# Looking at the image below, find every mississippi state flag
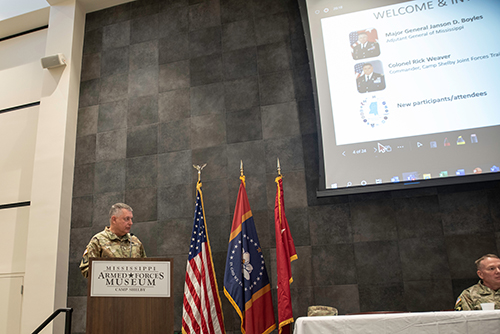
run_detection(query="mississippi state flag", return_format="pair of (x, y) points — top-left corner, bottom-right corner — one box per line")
(182, 181), (225, 334)
(224, 176), (276, 334)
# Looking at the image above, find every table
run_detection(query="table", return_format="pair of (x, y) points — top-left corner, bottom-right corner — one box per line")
(293, 310), (500, 334)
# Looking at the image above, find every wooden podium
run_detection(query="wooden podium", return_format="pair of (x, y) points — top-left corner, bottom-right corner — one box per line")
(86, 258), (174, 333)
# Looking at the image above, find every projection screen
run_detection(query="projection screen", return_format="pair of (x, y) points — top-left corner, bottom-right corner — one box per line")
(298, 0), (500, 196)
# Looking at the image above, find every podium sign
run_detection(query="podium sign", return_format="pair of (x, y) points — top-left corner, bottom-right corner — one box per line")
(90, 260), (170, 297)
(86, 258), (174, 334)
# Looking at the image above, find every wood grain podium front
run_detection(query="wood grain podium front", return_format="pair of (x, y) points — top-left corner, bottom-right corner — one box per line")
(86, 258), (173, 334)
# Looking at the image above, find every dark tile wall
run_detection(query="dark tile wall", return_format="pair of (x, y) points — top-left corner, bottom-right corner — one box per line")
(67, 0), (500, 333)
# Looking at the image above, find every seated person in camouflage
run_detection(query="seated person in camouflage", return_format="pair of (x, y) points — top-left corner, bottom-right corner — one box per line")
(455, 254), (500, 310)
(80, 203), (146, 278)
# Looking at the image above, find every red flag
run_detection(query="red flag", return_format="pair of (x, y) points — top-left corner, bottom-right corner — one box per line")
(275, 175), (298, 334)
(182, 181), (225, 334)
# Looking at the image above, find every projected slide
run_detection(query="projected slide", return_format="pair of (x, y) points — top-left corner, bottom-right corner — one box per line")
(322, 0), (499, 145)
(302, 0), (500, 191)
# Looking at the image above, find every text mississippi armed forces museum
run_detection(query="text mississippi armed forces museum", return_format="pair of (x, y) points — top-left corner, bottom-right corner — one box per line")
(98, 265), (165, 286)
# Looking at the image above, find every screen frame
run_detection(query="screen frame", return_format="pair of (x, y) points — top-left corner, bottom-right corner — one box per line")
(296, 0), (500, 197)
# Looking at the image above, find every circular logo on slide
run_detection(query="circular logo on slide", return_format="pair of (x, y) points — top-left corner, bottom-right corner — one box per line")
(359, 95), (389, 127)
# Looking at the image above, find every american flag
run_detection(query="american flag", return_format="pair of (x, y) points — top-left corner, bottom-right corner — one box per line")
(182, 182), (225, 334)
(355, 63), (365, 78)
(349, 31), (360, 47)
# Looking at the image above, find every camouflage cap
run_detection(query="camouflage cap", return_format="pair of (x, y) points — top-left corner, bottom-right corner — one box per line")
(307, 305), (338, 316)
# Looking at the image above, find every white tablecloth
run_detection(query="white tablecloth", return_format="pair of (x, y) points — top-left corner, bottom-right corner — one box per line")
(293, 310), (500, 334)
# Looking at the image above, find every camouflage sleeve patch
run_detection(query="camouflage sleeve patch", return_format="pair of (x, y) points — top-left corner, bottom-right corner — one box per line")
(80, 250), (90, 278)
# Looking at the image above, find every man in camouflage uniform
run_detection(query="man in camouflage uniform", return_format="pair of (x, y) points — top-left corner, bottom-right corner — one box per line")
(80, 203), (146, 278)
(455, 254), (500, 310)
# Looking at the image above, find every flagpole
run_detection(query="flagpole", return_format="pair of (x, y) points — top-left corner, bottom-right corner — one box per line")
(277, 158), (281, 176)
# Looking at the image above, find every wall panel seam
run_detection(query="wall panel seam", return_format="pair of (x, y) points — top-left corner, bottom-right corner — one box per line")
(0, 202), (31, 210)
(0, 102), (40, 115)
(0, 26), (48, 43)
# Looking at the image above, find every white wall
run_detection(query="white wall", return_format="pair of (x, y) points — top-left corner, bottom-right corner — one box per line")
(21, 1), (85, 332)
(0, 106), (40, 204)
(0, 31), (46, 110)
(0, 1), (133, 333)
(0, 107), (39, 277)
(0, 19), (45, 334)
(0, 275), (24, 334)
(0, 0), (48, 20)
